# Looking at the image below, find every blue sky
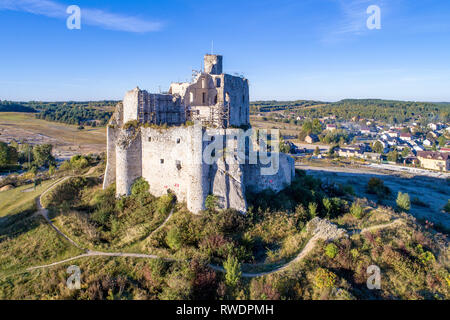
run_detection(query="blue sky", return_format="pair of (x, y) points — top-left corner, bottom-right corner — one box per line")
(1, 0), (450, 102)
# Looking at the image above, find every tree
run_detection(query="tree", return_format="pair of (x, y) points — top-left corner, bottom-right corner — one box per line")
(48, 165), (56, 176)
(0, 142), (18, 166)
(438, 136), (447, 147)
(223, 254), (241, 289)
(0, 142), (8, 166)
(401, 147), (411, 158)
(372, 141), (384, 154)
(279, 136), (291, 153)
(396, 192), (411, 211)
(387, 150), (399, 163)
(32, 144), (55, 168)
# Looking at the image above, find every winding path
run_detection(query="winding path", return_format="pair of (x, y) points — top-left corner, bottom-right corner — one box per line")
(27, 173), (405, 277)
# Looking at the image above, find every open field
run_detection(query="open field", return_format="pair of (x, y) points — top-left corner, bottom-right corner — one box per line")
(250, 116), (301, 138)
(0, 179), (56, 218)
(0, 113), (106, 159)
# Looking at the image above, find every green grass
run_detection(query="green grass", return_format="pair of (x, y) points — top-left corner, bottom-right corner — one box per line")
(0, 214), (84, 277)
(0, 179), (55, 217)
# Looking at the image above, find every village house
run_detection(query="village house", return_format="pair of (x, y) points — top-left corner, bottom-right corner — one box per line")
(400, 132), (413, 142)
(363, 152), (382, 162)
(305, 134), (319, 144)
(417, 151), (450, 172)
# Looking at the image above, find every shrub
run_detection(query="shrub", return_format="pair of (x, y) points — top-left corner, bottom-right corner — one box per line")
(308, 202), (318, 218)
(416, 244), (435, 267)
(166, 226), (183, 251)
(322, 197), (348, 218)
(325, 243), (338, 259)
(199, 234), (233, 260)
(249, 277), (281, 300)
(367, 178), (391, 199)
(123, 120), (139, 129)
(131, 177), (149, 197)
(205, 194), (219, 211)
(157, 193), (175, 215)
(314, 268), (337, 290)
(70, 155), (89, 170)
(223, 255), (241, 288)
(396, 192), (410, 212)
(350, 201), (364, 219)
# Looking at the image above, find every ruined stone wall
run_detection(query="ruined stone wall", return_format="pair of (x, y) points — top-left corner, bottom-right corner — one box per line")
(141, 126), (192, 202)
(244, 152), (295, 194)
(115, 128), (142, 196)
(140, 124), (208, 213)
(204, 54), (223, 75)
(123, 88), (139, 124)
(224, 75), (249, 127)
(102, 125), (118, 189)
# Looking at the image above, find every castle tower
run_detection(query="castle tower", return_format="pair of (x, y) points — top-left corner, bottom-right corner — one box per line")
(204, 54), (223, 75)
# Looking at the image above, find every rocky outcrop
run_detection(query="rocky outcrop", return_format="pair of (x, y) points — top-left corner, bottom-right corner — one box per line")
(307, 217), (348, 242)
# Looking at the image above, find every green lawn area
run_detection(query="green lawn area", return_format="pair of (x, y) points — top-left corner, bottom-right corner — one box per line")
(0, 179), (55, 217)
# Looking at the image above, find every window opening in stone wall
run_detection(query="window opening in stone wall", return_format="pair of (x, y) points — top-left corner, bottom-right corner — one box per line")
(160, 159), (164, 164)
(176, 160), (182, 170)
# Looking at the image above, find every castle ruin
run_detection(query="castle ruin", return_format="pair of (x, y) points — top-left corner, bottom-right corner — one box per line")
(103, 54), (295, 214)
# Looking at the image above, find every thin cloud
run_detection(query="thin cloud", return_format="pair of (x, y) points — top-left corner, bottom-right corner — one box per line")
(321, 0), (386, 43)
(0, 0), (162, 33)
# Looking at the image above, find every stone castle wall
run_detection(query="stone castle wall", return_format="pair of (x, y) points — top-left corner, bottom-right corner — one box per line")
(103, 123), (295, 214)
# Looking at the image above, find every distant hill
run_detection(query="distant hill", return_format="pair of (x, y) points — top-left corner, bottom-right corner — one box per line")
(256, 98), (450, 123)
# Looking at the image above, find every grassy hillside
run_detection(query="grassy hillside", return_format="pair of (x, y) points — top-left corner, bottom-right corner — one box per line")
(0, 168), (447, 300)
(0, 179), (55, 218)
